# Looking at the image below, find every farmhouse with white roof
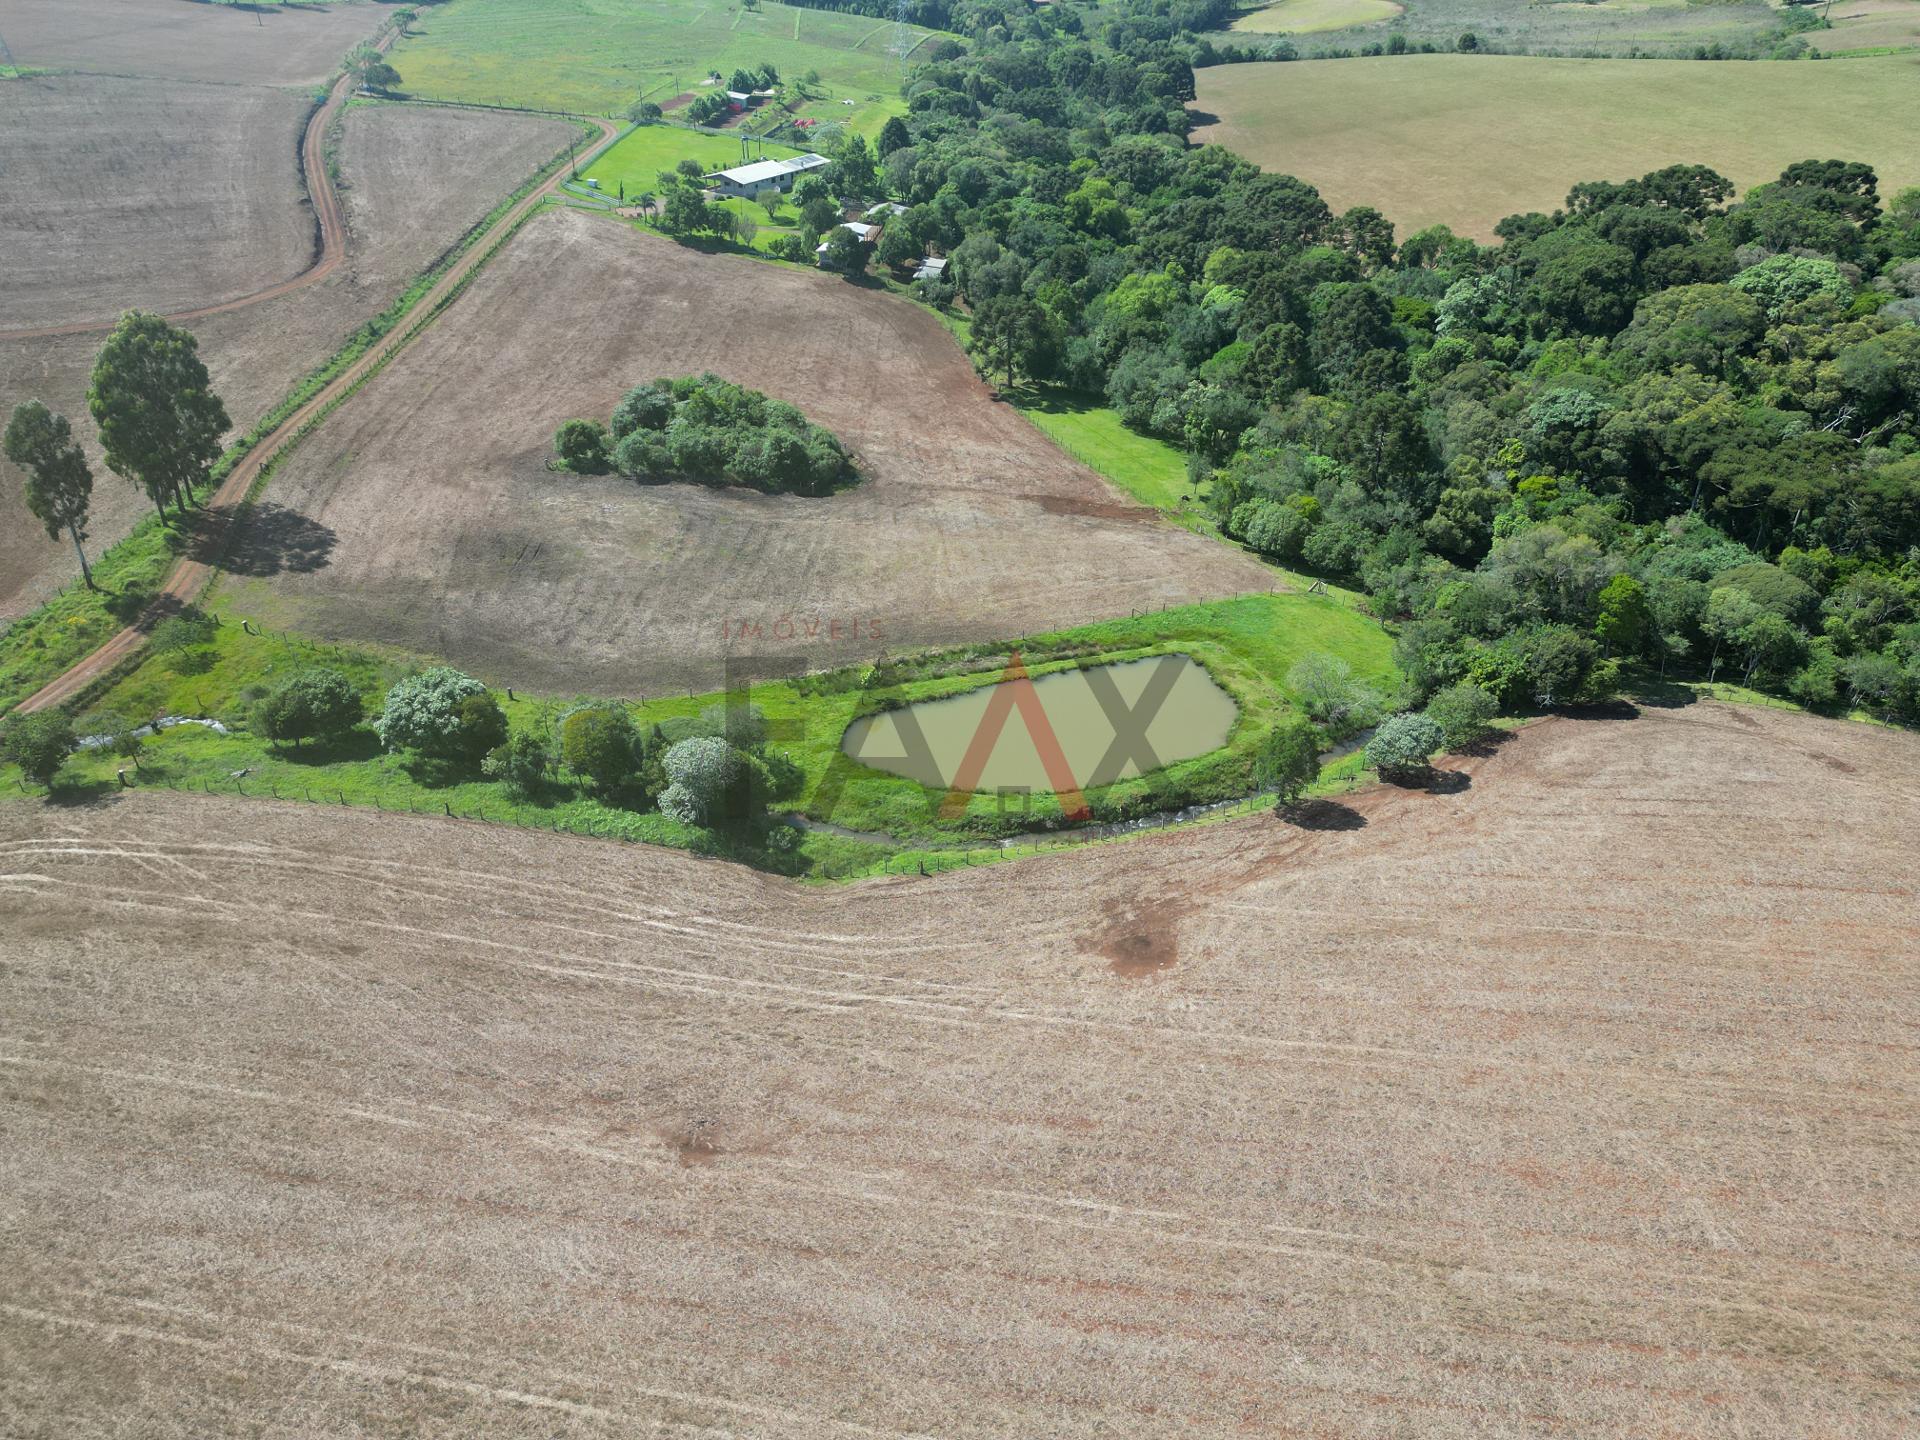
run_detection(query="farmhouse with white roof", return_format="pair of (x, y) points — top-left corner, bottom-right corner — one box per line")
(703, 153), (830, 200)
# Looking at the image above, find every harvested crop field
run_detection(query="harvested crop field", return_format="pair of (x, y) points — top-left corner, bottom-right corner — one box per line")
(2, 700), (1915, 1436)
(1191, 53), (1920, 240)
(0, 76), (314, 332)
(0, 104), (576, 622)
(1, 0), (385, 87)
(234, 209), (1272, 695)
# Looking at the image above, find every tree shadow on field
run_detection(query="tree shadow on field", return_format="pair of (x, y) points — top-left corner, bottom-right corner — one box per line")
(195, 503), (337, 578)
(1625, 676), (1699, 710)
(1454, 729), (1513, 761)
(42, 778), (121, 809)
(1187, 109), (1220, 127)
(1563, 698), (1641, 722)
(1423, 767), (1471, 795)
(1281, 797), (1367, 831)
(275, 728), (383, 766)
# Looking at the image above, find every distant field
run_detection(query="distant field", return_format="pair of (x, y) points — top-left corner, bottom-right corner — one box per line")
(1230, 0), (1403, 34)
(391, 0), (939, 131)
(1192, 53), (1920, 239)
(1811, 0), (1920, 52)
(1216, 0), (1792, 56)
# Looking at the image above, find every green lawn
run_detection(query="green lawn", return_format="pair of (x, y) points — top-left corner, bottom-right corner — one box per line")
(579, 123), (807, 197)
(1011, 388), (1194, 514)
(392, 0), (943, 132)
(9, 591), (1398, 874)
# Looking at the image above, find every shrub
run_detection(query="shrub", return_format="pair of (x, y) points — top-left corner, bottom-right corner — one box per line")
(1242, 499), (1310, 560)
(1254, 715), (1321, 806)
(659, 735), (765, 827)
(483, 729), (552, 796)
(561, 705), (638, 794)
(1286, 653), (1379, 729)
(257, 667), (361, 748)
(1366, 712), (1444, 780)
(553, 418), (610, 473)
(769, 233), (815, 264)
(375, 668), (498, 761)
(1423, 682), (1498, 750)
(454, 693), (509, 764)
(612, 431), (672, 478)
(148, 608), (218, 653)
(610, 384), (673, 438)
(1, 710), (76, 786)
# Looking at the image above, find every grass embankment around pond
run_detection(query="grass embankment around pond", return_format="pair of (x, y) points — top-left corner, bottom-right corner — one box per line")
(5, 591), (1400, 878)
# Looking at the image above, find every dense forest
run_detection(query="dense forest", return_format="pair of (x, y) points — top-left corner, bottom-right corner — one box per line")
(843, 0), (1920, 724)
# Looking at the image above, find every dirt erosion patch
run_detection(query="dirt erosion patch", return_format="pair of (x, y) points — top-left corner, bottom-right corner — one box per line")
(1091, 896), (1197, 977)
(1, 703), (1916, 1436)
(238, 209), (1272, 694)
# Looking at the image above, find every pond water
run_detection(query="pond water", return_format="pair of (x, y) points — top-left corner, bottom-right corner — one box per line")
(841, 654), (1238, 795)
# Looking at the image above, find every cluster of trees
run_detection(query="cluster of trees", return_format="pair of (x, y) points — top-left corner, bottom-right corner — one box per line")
(849, 0), (1920, 724)
(375, 668), (795, 838)
(3, 311), (233, 595)
(347, 43), (402, 94)
(683, 61), (780, 125)
(555, 372), (856, 495)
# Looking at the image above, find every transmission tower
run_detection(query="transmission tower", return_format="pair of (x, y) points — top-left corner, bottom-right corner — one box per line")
(891, 0), (912, 64)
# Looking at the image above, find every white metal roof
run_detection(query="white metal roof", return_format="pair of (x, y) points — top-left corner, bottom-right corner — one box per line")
(705, 153), (830, 187)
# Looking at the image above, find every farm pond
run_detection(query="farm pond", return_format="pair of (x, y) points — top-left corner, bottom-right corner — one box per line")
(841, 654), (1238, 793)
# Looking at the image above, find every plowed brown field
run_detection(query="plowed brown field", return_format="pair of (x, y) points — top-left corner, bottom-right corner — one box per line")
(0, 77), (314, 333)
(3, 701), (1914, 1437)
(2, 0), (385, 87)
(237, 209), (1273, 694)
(0, 104), (575, 620)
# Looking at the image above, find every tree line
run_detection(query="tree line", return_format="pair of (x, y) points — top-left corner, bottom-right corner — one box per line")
(849, 0), (1920, 726)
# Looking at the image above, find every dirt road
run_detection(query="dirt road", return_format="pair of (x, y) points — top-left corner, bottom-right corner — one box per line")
(12, 116), (620, 715)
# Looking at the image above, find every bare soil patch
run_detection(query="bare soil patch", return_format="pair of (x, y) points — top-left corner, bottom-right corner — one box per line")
(3, 0), (385, 86)
(238, 209), (1272, 694)
(0, 104), (575, 622)
(0, 76), (314, 332)
(1, 701), (1915, 1435)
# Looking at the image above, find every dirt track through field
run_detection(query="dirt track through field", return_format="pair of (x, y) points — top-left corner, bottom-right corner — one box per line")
(11, 118), (618, 714)
(2, 701), (1915, 1436)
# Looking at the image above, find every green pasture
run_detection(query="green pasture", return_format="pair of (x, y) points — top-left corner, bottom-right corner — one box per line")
(391, 0), (943, 131)
(1011, 389), (1195, 516)
(578, 123), (805, 194)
